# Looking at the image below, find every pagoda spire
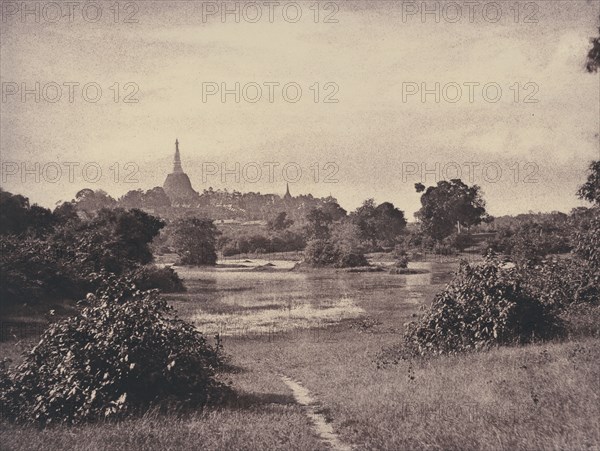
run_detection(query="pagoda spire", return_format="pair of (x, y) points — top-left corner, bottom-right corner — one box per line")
(173, 138), (183, 173)
(284, 182), (292, 200)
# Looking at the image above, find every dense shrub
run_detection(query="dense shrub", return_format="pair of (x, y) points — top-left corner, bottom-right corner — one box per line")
(445, 232), (473, 252)
(128, 265), (186, 293)
(519, 258), (599, 309)
(169, 217), (219, 265)
(518, 208), (600, 311)
(0, 189), (57, 237)
(0, 277), (227, 426)
(0, 236), (87, 308)
(404, 256), (562, 356)
(432, 241), (457, 256)
(303, 239), (368, 268)
(572, 207), (600, 270)
(219, 230), (305, 256)
(336, 249), (369, 268)
(485, 221), (571, 263)
(304, 239), (339, 266)
(0, 208), (166, 309)
(392, 245), (409, 268)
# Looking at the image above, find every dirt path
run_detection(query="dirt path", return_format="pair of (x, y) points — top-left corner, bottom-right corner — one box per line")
(281, 375), (352, 451)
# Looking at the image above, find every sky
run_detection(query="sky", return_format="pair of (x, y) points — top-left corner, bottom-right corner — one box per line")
(1, 0), (599, 218)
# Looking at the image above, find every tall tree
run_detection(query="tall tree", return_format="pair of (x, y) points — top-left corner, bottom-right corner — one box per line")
(0, 189), (56, 236)
(415, 179), (488, 240)
(169, 217), (219, 265)
(351, 199), (407, 249)
(74, 189), (117, 214)
(577, 160), (600, 206)
(304, 208), (334, 240)
(143, 187), (172, 208)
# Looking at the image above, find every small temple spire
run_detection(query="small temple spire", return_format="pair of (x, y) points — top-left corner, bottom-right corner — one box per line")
(284, 182), (292, 200)
(173, 138), (183, 173)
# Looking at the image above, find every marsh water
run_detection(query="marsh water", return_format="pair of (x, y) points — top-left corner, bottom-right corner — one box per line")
(166, 260), (458, 337)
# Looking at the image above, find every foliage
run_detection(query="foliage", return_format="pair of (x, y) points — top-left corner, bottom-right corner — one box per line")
(320, 201), (347, 221)
(0, 207), (165, 308)
(415, 179), (489, 240)
(0, 277), (227, 426)
(404, 256), (562, 355)
(267, 212), (293, 231)
(519, 257), (599, 310)
(303, 208), (334, 240)
(303, 238), (368, 268)
(303, 239), (340, 266)
(573, 206), (600, 269)
(0, 189), (57, 236)
(351, 199), (407, 250)
(73, 189), (117, 215)
(127, 265), (186, 293)
(392, 245), (409, 268)
(577, 161), (600, 206)
(586, 24), (600, 73)
(485, 220), (571, 264)
(50, 208), (165, 276)
(218, 227), (305, 257)
(0, 236), (86, 309)
(169, 217), (219, 265)
(518, 207), (600, 310)
(445, 232), (474, 252)
(118, 187), (172, 210)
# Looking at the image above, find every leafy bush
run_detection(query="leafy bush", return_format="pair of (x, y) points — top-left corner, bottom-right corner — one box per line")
(336, 249), (369, 268)
(445, 232), (473, 252)
(485, 220), (571, 263)
(218, 230), (305, 256)
(517, 209), (600, 312)
(572, 207), (600, 270)
(404, 256), (562, 356)
(392, 246), (409, 268)
(0, 236), (87, 309)
(519, 258), (599, 310)
(394, 255), (409, 268)
(0, 277), (228, 426)
(432, 241), (456, 256)
(128, 265), (186, 293)
(169, 217), (219, 265)
(303, 239), (340, 266)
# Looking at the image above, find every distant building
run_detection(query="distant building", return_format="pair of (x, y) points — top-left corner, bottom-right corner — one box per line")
(162, 139), (198, 203)
(283, 182), (292, 200)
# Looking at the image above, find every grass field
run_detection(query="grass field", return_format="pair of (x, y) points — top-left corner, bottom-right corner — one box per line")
(1, 259), (599, 450)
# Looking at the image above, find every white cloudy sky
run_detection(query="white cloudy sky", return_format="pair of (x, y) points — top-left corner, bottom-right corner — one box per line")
(1, 0), (599, 217)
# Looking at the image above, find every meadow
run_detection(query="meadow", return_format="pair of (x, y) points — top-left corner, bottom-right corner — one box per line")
(1, 258), (598, 450)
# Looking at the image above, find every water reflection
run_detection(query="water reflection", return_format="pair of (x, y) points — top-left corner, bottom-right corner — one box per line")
(172, 261), (458, 336)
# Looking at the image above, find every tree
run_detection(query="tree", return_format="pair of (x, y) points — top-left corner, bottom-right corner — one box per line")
(53, 202), (81, 225)
(267, 211), (293, 231)
(351, 199), (407, 249)
(586, 23), (600, 73)
(74, 189), (117, 214)
(0, 189), (56, 236)
(1, 204), (165, 308)
(169, 217), (219, 265)
(143, 187), (171, 208)
(118, 189), (144, 209)
(374, 202), (407, 246)
(52, 208), (165, 275)
(321, 201), (347, 221)
(415, 179), (488, 240)
(577, 160), (600, 206)
(304, 208), (333, 240)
